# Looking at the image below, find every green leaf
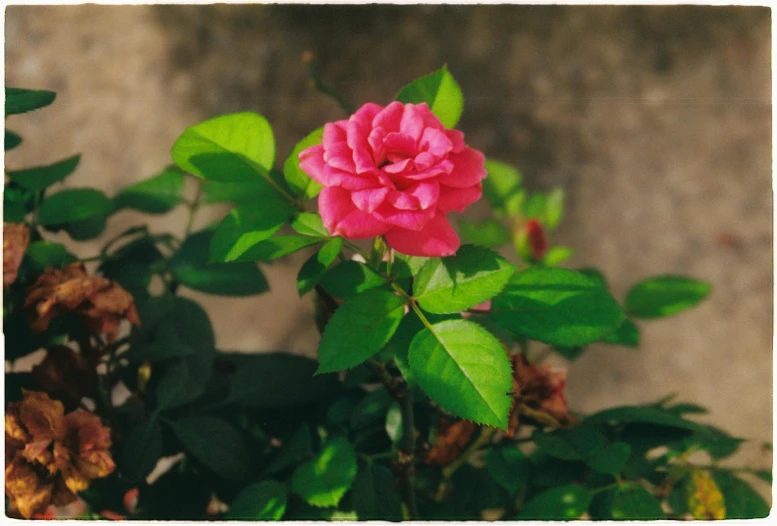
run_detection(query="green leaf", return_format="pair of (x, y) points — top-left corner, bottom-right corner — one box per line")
(553, 345), (585, 361)
(543, 245), (573, 266)
(532, 427), (608, 462)
(319, 260), (387, 299)
(201, 179), (272, 204)
(414, 245), (515, 314)
(209, 199), (296, 262)
(603, 318), (640, 347)
(713, 471), (769, 518)
(317, 237), (342, 266)
(352, 464), (403, 520)
(233, 235), (322, 262)
(316, 289), (407, 373)
(290, 436), (357, 508)
(597, 485), (665, 519)
(578, 267), (608, 289)
(517, 485), (592, 519)
(5, 87), (56, 115)
(391, 253), (428, 278)
(212, 352), (338, 408)
(687, 426), (744, 460)
(155, 358), (194, 410)
(284, 127), (324, 199)
(523, 191), (546, 219)
(122, 340), (194, 362)
(409, 319), (513, 428)
(491, 267), (624, 347)
(585, 405), (704, 432)
(290, 212), (328, 237)
(263, 425), (313, 475)
(587, 442), (631, 475)
(120, 417), (163, 482)
(544, 187), (565, 229)
(395, 65), (463, 128)
(227, 480), (288, 520)
(64, 214), (107, 241)
(25, 241), (77, 271)
(483, 159), (523, 216)
(171, 112), (275, 182)
(485, 445), (532, 495)
(5, 130), (22, 150)
(171, 230), (268, 296)
(350, 387), (394, 429)
(114, 166), (185, 214)
(133, 296), (215, 408)
(168, 416), (249, 481)
(458, 218), (511, 248)
(37, 188), (114, 226)
(6, 154), (80, 192)
(297, 252), (328, 298)
(625, 275), (711, 318)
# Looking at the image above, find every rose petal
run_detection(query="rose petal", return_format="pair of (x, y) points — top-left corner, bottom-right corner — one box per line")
(399, 103), (429, 141)
(382, 132), (417, 158)
(298, 144), (328, 184)
(319, 187), (391, 239)
(367, 127), (387, 162)
(348, 103), (383, 173)
(386, 181), (440, 210)
(374, 202), (436, 231)
(323, 121), (347, 150)
(351, 187), (389, 213)
(446, 129), (466, 153)
(384, 158), (412, 174)
(437, 183), (483, 212)
(323, 142), (356, 173)
(372, 101), (404, 132)
(385, 211), (460, 257)
(419, 127), (453, 158)
(437, 146), (487, 188)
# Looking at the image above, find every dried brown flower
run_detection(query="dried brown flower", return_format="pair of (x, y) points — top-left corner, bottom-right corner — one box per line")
(25, 263), (140, 341)
(424, 418), (477, 466)
(3, 222), (30, 287)
(5, 391), (115, 518)
(508, 353), (572, 435)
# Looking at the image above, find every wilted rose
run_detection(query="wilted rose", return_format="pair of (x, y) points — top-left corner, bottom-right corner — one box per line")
(25, 263), (140, 341)
(5, 391), (115, 518)
(299, 101), (486, 257)
(508, 353), (572, 434)
(3, 222), (30, 287)
(424, 418), (477, 466)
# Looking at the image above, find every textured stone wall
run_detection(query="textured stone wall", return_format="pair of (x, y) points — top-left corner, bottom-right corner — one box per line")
(5, 5), (771, 476)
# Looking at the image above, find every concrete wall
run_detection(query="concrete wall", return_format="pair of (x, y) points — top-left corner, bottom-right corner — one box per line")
(5, 5), (771, 476)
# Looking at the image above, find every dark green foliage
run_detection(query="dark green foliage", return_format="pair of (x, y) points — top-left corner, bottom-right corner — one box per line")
(4, 78), (760, 523)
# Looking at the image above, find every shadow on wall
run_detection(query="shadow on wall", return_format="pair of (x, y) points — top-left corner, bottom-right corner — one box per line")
(152, 3), (766, 191)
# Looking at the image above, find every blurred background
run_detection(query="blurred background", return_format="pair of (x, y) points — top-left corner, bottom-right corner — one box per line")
(5, 4), (772, 476)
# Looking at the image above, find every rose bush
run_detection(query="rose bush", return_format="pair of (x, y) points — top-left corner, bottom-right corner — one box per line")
(299, 101), (485, 256)
(3, 66), (770, 520)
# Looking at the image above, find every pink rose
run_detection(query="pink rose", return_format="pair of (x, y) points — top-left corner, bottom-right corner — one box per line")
(299, 102), (486, 257)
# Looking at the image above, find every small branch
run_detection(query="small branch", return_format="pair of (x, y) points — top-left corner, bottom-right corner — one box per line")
(302, 52), (355, 115)
(442, 426), (498, 480)
(400, 387), (419, 520)
(184, 178), (203, 238)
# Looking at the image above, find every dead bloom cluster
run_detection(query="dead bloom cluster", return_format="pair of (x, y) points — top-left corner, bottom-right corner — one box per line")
(25, 263), (140, 341)
(5, 391), (115, 518)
